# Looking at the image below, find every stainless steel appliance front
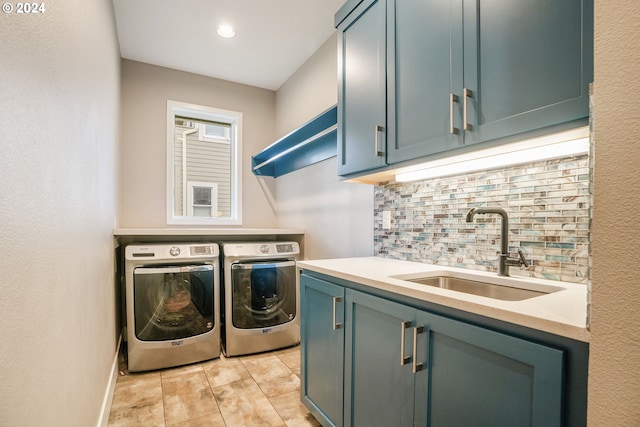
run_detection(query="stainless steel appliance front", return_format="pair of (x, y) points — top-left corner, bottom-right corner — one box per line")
(222, 242), (300, 356)
(125, 243), (220, 371)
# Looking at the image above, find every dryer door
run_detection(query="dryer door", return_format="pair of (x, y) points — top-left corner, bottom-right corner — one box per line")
(230, 260), (297, 329)
(133, 264), (214, 341)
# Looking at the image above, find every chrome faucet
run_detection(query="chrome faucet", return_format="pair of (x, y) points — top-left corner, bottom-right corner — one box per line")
(466, 207), (529, 277)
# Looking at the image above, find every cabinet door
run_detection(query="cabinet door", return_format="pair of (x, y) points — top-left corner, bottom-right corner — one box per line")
(337, 0), (387, 176)
(462, 0), (593, 145)
(300, 274), (345, 427)
(413, 310), (564, 427)
(344, 289), (416, 427)
(386, 0), (464, 164)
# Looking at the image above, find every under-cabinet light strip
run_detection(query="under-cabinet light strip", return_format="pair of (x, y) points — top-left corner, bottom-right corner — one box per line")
(395, 127), (590, 183)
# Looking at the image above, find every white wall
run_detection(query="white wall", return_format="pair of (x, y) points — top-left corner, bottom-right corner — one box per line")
(0, 1), (121, 426)
(275, 33), (341, 138)
(274, 33), (374, 259)
(276, 159), (374, 259)
(119, 60), (278, 228)
(589, 0), (640, 424)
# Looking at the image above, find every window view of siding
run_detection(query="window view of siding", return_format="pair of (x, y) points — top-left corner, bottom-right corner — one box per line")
(173, 117), (231, 217)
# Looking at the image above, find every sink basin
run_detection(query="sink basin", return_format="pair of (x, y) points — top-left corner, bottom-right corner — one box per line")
(394, 275), (563, 301)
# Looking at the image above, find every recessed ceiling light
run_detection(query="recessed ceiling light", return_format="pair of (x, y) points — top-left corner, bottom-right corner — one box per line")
(216, 24), (236, 39)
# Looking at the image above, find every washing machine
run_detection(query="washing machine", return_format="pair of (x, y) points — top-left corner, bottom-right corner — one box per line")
(221, 242), (300, 357)
(124, 243), (221, 372)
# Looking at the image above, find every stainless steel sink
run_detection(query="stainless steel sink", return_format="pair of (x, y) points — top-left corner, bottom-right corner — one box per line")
(401, 276), (561, 301)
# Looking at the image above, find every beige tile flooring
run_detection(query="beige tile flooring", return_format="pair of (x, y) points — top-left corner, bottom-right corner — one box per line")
(107, 345), (321, 427)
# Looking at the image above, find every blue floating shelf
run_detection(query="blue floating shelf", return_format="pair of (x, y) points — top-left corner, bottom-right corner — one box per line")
(252, 105), (337, 178)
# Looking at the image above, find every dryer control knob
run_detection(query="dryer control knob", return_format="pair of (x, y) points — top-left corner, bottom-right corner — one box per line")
(169, 246), (181, 256)
(260, 244), (270, 254)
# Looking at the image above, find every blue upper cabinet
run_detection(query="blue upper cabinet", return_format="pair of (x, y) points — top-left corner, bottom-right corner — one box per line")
(386, 0), (464, 163)
(336, 0), (388, 176)
(461, 0), (593, 146)
(338, 0), (593, 176)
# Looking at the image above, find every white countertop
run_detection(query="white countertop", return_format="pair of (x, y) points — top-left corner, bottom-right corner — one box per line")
(114, 227), (305, 236)
(298, 257), (589, 342)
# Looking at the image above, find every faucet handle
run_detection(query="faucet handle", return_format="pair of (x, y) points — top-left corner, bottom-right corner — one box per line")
(505, 249), (529, 269)
(516, 249), (529, 268)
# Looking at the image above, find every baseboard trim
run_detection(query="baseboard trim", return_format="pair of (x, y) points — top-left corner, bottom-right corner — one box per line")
(97, 333), (122, 427)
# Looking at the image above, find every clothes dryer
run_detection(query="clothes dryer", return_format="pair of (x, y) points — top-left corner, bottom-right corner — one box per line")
(221, 242), (300, 356)
(125, 243), (220, 371)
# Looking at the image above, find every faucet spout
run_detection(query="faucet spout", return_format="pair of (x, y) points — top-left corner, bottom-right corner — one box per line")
(466, 207), (525, 277)
(465, 208), (478, 223)
(466, 207), (509, 257)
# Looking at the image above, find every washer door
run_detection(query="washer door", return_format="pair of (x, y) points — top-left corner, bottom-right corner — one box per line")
(133, 264), (214, 341)
(230, 260), (296, 329)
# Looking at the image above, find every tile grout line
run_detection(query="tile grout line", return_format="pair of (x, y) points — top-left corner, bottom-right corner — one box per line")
(210, 361), (229, 427)
(201, 361), (229, 427)
(160, 371), (167, 427)
(239, 355), (289, 427)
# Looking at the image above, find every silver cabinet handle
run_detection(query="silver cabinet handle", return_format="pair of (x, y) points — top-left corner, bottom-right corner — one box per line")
(412, 326), (425, 373)
(449, 93), (459, 135)
(332, 296), (342, 330)
(463, 88), (473, 131)
(400, 321), (412, 366)
(374, 125), (384, 157)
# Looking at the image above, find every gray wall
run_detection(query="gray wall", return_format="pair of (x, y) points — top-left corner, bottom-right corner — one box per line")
(274, 33), (374, 260)
(119, 60), (277, 228)
(0, 0), (121, 425)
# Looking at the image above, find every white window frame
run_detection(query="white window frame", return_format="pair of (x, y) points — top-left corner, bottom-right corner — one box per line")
(166, 100), (242, 225)
(187, 181), (219, 217)
(198, 122), (231, 142)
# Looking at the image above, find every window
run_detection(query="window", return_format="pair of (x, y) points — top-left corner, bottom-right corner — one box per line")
(200, 122), (231, 141)
(187, 181), (218, 217)
(167, 100), (242, 225)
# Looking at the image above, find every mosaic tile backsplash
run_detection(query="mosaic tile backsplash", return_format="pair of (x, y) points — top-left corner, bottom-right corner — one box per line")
(374, 155), (590, 284)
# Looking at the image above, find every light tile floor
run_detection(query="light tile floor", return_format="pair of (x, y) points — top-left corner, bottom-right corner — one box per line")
(107, 345), (321, 427)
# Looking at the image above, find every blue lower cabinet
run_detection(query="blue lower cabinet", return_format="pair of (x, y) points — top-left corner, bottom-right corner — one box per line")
(301, 272), (572, 427)
(413, 311), (564, 427)
(300, 274), (345, 427)
(344, 290), (416, 427)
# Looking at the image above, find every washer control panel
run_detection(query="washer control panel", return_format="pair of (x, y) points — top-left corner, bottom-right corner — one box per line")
(222, 242), (300, 258)
(125, 243), (219, 260)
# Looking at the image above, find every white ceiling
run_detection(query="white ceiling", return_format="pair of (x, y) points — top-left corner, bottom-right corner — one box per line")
(112, 0), (346, 91)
